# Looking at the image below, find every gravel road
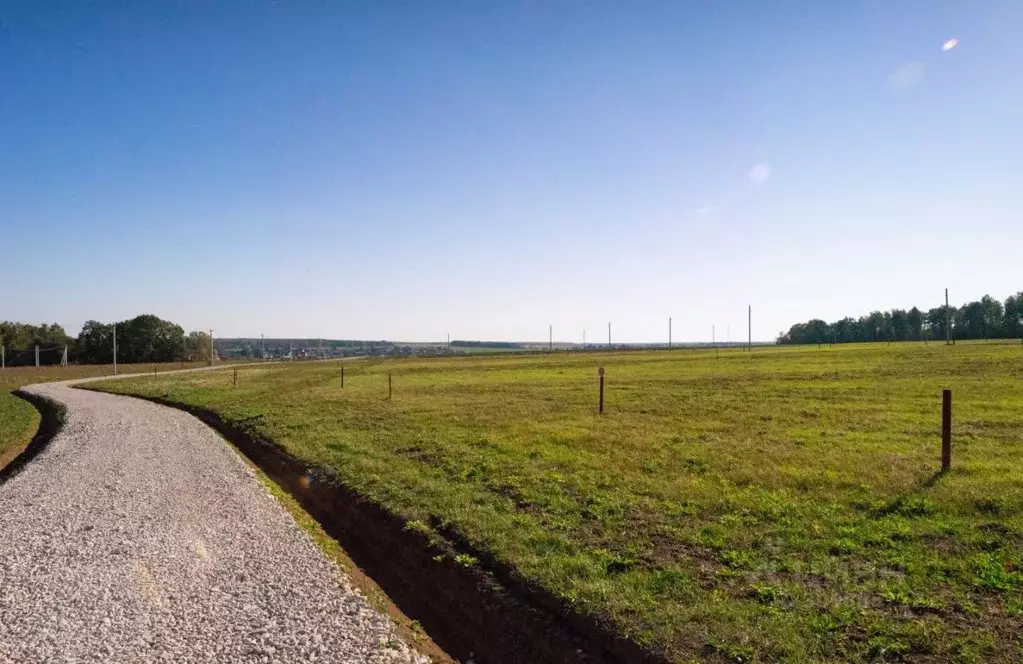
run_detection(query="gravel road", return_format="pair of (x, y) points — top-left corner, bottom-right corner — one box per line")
(0, 378), (429, 664)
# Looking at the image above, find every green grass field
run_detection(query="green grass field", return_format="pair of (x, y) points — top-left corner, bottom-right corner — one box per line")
(89, 343), (1023, 662)
(0, 362), (209, 469)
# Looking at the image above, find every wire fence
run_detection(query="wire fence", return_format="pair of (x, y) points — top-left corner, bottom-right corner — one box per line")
(0, 344), (68, 368)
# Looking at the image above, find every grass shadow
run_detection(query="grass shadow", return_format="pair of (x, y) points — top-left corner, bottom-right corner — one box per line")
(0, 391), (66, 485)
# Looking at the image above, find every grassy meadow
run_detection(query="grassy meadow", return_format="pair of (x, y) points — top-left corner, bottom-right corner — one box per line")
(88, 343), (1023, 662)
(0, 362), (209, 469)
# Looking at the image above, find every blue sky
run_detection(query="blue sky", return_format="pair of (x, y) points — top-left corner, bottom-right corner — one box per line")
(2, 2), (1021, 342)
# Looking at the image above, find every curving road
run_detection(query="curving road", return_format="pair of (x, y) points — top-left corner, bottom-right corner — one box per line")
(0, 378), (428, 663)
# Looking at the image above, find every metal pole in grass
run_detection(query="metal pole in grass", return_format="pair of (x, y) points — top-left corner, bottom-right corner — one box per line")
(598, 366), (605, 414)
(945, 289), (951, 346)
(941, 390), (952, 471)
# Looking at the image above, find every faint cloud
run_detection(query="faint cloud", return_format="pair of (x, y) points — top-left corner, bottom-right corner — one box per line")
(888, 61), (925, 91)
(695, 204), (717, 217)
(748, 163), (771, 185)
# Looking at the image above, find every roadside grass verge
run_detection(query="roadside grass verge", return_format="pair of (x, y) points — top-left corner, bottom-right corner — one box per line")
(87, 342), (1023, 662)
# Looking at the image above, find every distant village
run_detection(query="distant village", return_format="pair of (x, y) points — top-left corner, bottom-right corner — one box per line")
(213, 339), (461, 361)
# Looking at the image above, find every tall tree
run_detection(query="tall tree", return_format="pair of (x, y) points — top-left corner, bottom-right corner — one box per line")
(907, 307), (924, 341)
(1004, 293), (1023, 338)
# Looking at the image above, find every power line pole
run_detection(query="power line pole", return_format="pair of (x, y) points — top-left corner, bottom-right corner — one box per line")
(289, 340), (293, 361)
(583, 329), (585, 347)
(608, 322), (611, 350)
(261, 334), (265, 360)
(209, 329), (214, 366)
(549, 324), (552, 352)
(748, 305), (752, 352)
(945, 288), (951, 345)
(35, 345), (39, 367)
(113, 324), (118, 374)
(669, 317), (672, 349)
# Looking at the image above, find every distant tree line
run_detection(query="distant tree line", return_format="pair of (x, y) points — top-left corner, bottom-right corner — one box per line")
(778, 292), (1023, 345)
(0, 315), (211, 366)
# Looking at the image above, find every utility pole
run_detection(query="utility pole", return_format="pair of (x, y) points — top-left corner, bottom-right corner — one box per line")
(261, 334), (265, 360)
(209, 329), (214, 366)
(945, 288), (951, 345)
(748, 305), (752, 352)
(608, 322), (611, 350)
(669, 317), (672, 349)
(549, 324), (553, 352)
(583, 329), (586, 347)
(1, 345), (4, 370)
(61, 345), (68, 367)
(35, 345), (39, 367)
(289, 340), (293, 361)
(113, 324), (118, 374)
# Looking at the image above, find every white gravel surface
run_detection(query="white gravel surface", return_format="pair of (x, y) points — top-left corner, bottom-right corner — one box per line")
(0, 378), (429, 664)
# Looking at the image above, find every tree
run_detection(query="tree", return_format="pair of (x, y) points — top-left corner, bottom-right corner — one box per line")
(76, 315), (188, 364)
(777, 290), (1020, 345)
(117, 315), (185, 363)
(980, 295), (1004, 338)
(76, 320), (115, 364)
(889, 309), (909, 341)
(907, 307), (924, 341)
(958, 301), (985, 340)
(185, 331), (212, 362)
(1004, 292), (1023, 338)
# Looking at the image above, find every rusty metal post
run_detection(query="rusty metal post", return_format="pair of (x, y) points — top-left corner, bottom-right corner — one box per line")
(941, 389), (952, 471)
(598, 367), (605, 414)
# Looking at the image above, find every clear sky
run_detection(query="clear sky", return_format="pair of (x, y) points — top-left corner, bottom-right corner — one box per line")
(2, 2), (1021, 342)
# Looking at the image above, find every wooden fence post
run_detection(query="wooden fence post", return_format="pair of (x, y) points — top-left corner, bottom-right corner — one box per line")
(941, 389), (952, 471)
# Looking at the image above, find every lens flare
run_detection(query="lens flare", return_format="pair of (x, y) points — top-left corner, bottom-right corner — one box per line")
(942, 38), (958, 52)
